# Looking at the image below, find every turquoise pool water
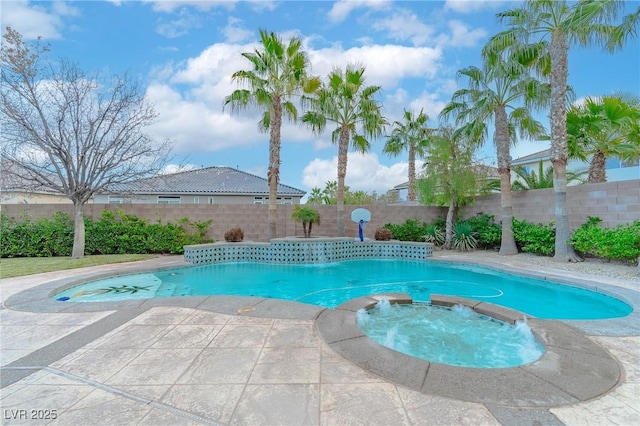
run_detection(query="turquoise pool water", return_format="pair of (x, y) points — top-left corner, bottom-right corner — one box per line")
(357, 301), (545, 368)
(53, 259), (632, 320)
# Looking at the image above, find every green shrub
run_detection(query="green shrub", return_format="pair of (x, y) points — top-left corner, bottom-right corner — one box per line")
(572, 218), (640, 264)
(383, 219), (429, 241)
(453, 222), (478, 252)
(1, 210), (212, 257)
(460, 213), (501, 249)
(0, 212), (73, 257)
(512, 218), (555, 256)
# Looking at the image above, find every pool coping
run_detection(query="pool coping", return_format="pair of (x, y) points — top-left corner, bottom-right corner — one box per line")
(4, 256), (638, 336)
(316, 292), (623, 407)
(2, 255), (638, 408)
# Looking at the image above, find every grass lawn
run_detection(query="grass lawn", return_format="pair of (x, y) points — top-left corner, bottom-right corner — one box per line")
(0, 254), (156, 279)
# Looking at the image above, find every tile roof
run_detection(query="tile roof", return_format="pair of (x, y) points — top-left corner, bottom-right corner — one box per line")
(1, 161), (61, 194)
(107, 166), (306, 196)
(512, 148), (551, 165)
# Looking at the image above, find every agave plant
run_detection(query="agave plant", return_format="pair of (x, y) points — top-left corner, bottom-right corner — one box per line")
(423, 224), (444, 246)
(452, 222), (478, 252)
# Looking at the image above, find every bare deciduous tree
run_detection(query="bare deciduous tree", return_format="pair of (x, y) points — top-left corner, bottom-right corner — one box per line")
(1, 27), (170, 258)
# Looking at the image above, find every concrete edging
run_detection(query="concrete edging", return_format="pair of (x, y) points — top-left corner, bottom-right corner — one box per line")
(315, 293), (622, 407)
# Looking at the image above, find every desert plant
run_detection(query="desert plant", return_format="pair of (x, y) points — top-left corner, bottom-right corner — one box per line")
(224, 227), (244, 242)
(452, 222), (478, 252)
(291, 205), (321, 238)
(423, 224), (444, 246)
(462, 213), (502, 249)
(374, 228), (392, 241)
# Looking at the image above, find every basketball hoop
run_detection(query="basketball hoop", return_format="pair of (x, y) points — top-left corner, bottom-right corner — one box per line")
(351, 208), (371, 242)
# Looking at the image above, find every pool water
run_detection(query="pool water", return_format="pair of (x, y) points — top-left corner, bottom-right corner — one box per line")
(357, 301), (545, 368)
(53, 259), (632, 320)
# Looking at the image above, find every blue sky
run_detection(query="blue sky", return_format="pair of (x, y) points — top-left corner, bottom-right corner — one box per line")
(3, 0), (639, 197)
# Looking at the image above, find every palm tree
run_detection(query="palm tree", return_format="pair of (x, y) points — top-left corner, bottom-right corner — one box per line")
(306, 187), (324, 205)
(511, 160), (585, 190)
(383, 109), (432, 202)
(302, 65), (387, 236)
(417, 126), (483, 249)
(225, 29), (320, 239)
(291, 205), (321, 237)
(440, 50), (547, 255)
(567, 94), (640, 183)
(488, 0), (640, 262)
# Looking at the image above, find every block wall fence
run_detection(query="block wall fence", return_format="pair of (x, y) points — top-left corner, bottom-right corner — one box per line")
(2, 179), (637, 241)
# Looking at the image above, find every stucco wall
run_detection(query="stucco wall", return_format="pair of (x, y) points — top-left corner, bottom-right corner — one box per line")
(0, 203), (444, 242)
(3, 180), (637, 241)
(463, 179), (639, 229)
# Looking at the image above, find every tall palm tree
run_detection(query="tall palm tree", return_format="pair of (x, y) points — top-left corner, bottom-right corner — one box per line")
(440, 51), (547, 255)
(302, 65), (387, 236)
(225, 29), (320, 239)
(568, 94), (640, 183)
(488, 0), (640, 262)
(383, 109), (432, 203)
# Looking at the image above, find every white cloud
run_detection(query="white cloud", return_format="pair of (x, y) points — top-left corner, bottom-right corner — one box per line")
(221, 17), (252, 43)
(439, 20), (488, 47)
(145, 35), (446, 160)
(302, 152), (423, 193)
(160, 163), (197, 174)
(246, 0), (277, 12)
(444, 0), (507, 14)
(143, 0), (236, 13)
(144, 84), (263, 153)
(313, 138), (333, 151)
(372, 9), (435, 46)
(383, 88), (448, 124)
(408, 93), (448, 122)
(327, 0), (392, 23)
(156, 13), (202, 38)
(309, 44), (442, 89)
(0, 0), (74, 40)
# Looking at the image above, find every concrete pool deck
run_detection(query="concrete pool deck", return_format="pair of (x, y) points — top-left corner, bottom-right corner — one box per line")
(1, 253), (639, 425)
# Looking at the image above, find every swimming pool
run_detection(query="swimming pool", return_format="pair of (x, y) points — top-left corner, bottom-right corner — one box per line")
(53, 259), (632, 320)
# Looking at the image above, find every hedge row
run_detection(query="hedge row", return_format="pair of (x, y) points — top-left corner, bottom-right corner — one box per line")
(1, 210), (212, 258)
(384, 214), (640, 264)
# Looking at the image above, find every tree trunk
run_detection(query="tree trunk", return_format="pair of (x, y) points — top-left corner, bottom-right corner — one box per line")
(71, 200), (85, 259)
(408, 144), (416, 202)
(336, 124), (350, 237)
(267, 97), (282, 240)
(588, 150), (607, 183)
(550, 32), (582, 262)
(444, 201), (457, 250)
(495, 105), (518, 255)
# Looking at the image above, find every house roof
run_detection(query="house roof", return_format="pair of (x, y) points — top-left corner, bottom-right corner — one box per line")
(0, 161), (61, 195)
(393, 181), (409, 190)
(106, 166), (306, 196)
(512, 148), (551, 165)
